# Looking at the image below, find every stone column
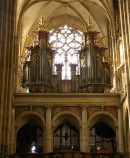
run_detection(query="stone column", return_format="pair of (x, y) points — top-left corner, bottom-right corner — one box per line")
(0, 0), (17, 157)
(115, 126), (118, 152)
(119, 1), (130, 156)
(111, 35), (118, 90)
(81, 106), (88, 152)
(9, 108), (16, 154)
(117, 106), (125, 153)
(119, 0), (130, 85)
(126, 0), (130, 48)
(44, 106), (52, 152)
(122, 0), (130, 62)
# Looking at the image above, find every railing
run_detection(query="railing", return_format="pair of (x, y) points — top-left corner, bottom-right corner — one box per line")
(13, 152), (125, 158)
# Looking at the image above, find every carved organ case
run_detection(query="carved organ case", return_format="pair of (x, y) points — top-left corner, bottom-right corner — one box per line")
(22, 29), (54, 93)
(79, 30), (110, 93)
(21, 20), (110, 93)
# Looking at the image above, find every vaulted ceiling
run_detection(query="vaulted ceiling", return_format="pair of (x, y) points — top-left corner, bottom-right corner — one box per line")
(17, 0), (115, 54)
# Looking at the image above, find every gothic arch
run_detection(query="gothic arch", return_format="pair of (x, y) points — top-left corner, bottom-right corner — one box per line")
(87, 111), (118, 152)
(87, 111), (118, 130)
(14, 111), (45, 152)
(52, 111), (81, 130)
(52, 110), (81, 151)
(15, 111), (45, 132)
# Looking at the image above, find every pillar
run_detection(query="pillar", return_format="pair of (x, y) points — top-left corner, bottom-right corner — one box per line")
(0, 0), (17, 157)
(81, 106), (88, 152)
(44, 106), (52, 152)
(118, 1), (130, 156)
(126, 0), (130, 48)
(119, 0), (130, 89)
(117, 106), (125, 153)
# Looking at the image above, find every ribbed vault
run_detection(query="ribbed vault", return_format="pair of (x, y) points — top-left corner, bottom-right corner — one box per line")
(16, 0), (115, 54)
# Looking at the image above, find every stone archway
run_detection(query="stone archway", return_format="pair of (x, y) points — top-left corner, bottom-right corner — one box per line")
(15, 111), (45, 153)
(90, 122), (116, 153)
(52, 111), (81, 151)
(52, 111), (81, 129)
(16, 121), (43, 153)
(87, 111), (118, 153)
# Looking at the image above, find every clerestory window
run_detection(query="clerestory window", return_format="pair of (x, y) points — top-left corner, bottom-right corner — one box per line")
(49, 25), (84, 80)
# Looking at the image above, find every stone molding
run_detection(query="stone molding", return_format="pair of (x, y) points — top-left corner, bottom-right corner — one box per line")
(13, 93), (120, 106)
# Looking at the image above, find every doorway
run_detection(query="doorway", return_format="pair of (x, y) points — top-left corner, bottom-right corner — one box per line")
(16, 120), (43, 153)
(90, 122), (116, 153)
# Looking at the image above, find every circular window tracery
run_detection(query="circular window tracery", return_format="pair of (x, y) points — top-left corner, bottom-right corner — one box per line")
(49, 25), (84, 80)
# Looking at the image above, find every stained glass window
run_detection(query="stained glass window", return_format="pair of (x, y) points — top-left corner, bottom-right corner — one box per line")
(49, 25), (84, 80)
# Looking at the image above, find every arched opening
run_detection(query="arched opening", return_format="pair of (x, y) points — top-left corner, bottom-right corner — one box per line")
(90, 122), (116, 153)
(16, 120), (43, 153)
(54, 122), (80, 151)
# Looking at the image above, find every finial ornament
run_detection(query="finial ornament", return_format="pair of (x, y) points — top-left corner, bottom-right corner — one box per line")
(85, 17), (94, 31)
(38, 16), (48, 31)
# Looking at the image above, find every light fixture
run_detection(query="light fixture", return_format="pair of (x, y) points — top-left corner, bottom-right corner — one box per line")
(31, 145), (36, 153)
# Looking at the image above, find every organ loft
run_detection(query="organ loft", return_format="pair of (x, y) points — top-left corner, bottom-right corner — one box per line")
(0, 1), (130, 158)
(21, 18), (110, 93)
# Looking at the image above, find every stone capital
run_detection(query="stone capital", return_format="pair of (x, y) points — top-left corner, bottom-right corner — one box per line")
(44, 105), (53, 109)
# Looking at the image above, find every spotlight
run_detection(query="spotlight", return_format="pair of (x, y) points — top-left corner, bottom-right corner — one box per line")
(31, 145), (36, 153)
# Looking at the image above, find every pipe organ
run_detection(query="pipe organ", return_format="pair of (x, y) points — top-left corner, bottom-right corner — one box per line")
(21, 21), (110, 93)
(79, 30), (110, 92)
(22, 29), (54, 93)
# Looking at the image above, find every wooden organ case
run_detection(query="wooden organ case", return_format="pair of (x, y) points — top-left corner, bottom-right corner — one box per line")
(79, 30), (110, 93)
(22, 25), (54, 92)
(21, 21), (110, 93)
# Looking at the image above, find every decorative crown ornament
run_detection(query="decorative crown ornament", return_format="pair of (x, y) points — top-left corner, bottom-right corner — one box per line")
(85, 17), (94, 31)
(38, 16), (48, 31)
